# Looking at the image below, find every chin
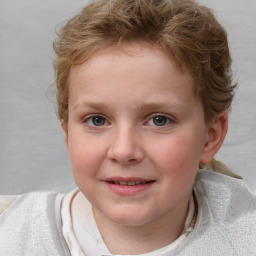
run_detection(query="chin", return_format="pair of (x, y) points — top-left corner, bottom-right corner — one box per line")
(106, 208), (154, 227)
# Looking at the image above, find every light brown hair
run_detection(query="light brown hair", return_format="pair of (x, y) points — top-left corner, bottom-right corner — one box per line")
(53, 0), (236, 123)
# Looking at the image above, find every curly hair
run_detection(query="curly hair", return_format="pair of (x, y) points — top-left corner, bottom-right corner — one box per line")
(53, 0), (236, 123)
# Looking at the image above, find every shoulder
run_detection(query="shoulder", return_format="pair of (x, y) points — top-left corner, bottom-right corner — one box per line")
(0, 195), (18, 215)
(190, 170), (256, 254)
(0, 191), (70, 255)
(195, 169), (254, 197)
(0, 191), (65, 220)
(0, 191), (66, 216)
(195, 169), (256, 214)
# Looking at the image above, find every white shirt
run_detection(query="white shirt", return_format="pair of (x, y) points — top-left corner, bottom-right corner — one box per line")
(61, 188), (196, 256)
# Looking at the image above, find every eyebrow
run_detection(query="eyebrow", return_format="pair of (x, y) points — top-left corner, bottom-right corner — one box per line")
(73, 102), (111, 111)
(137, 102), (185, 112)
(73, 101), (185, 113)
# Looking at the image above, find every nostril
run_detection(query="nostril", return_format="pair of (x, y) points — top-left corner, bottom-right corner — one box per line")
(110, 157), (139, 166)
(107, 133), (144, 165)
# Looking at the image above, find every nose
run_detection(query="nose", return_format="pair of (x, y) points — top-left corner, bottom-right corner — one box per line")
(107, 124), (144, 166)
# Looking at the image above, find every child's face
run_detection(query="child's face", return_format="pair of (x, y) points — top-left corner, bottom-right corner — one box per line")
(65, 43), (209, 227)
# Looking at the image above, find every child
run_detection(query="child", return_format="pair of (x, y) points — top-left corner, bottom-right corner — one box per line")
(1, 0), (256, 255)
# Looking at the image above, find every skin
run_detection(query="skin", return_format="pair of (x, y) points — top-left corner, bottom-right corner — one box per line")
(63, 43), (228, 254)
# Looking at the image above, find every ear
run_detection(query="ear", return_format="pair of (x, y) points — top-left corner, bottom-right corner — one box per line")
(200, 111), (228, 164)
(61, 120), (69, 148)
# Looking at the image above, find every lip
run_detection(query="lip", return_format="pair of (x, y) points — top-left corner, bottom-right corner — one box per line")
(103, 177), (156, 196)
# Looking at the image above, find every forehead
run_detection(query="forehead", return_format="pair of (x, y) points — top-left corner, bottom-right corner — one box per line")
(69, 43), (193, 85)
(68, 43), (196, 109)
(70, 42), (186, 75)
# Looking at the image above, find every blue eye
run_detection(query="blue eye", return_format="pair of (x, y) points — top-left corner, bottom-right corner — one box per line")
(86, 115), (107, 126)
(147, 115), (172, 126)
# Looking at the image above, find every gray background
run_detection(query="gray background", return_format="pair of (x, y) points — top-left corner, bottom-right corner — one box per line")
(0, 0), (256, 194)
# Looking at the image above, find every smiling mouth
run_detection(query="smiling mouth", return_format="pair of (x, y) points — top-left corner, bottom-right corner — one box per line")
(106, 180), (154, 186)
(104, 178), (155, 195)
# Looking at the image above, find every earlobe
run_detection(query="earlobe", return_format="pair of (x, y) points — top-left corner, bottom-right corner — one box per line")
(200, 111), (228, 164)
(61, 120), (69, 148)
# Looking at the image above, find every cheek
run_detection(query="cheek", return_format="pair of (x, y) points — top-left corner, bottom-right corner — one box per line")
(148, 134), (202, 176)
(68, 133), (106, 177)
(68, 138), (105, 199)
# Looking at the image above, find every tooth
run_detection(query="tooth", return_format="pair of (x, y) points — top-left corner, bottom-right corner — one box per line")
(119, 181), (126, 185)
(135, 181), (141, 185)
(127, 181), (136, 186)
(141, 181), (146, 184)
(114, 181), (120, 185)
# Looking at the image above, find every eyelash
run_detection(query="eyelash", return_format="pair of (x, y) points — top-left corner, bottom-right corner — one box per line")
(83, 114), (174, 127)
(83, 115), (109, 127)
(146, 114), (174, 127)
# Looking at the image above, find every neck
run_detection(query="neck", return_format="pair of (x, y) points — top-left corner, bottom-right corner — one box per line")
(93, 196), (190, 255)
